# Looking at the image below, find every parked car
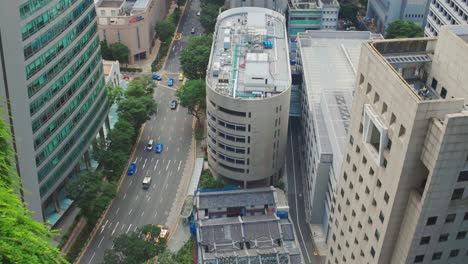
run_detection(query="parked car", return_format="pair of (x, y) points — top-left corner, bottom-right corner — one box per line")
(123, 76), (130, 80)
(167, 78), (174, 86)
(152, 73), (162, 81)
(155, 143), (163, 153)
(170, 100), (178, 109)
(127, 162), (136, 175)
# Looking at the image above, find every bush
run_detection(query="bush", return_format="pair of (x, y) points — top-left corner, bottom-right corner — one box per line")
(121, 67), (142, 73)
(195, 127), (204, 141)
(66, 224), (93, 262)
(199, 169), (224, 190)
(58, 213), (81, 249)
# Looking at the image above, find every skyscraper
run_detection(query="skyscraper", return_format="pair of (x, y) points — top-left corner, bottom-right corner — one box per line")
(206, 7), (291, 187)
(327, 25), (468, 263)
(424, 0), (468, 37)
(0, 0), (108, 224)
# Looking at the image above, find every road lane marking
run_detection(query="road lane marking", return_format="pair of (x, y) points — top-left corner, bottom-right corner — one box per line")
(166, 160), (171, 171)
(178, 160), (182, 171)
(143, 158), (147, 169)
(165, 183), (168, 190)
(130, 179), (133, 186)
(87, 252), (95, 264)
(108, 222), (113, 230)
(154, 159), (159, 170)
(158, 170), (161, 175)
(126, 224), (132, 234)
(141, 211), (145, 217)
(150, 126), (153, 131)
(154, 211), (158, 218)
(129, 208), (133, 215)
(100, 220), (109, 234)
(158, 135), (161, 140)
(151, 157), (154, 162)
(169, 136), (172, 141)
(134, 226), (138, 232)
(121, 224), (125, 231)
(164, 117), (166, 121)
(123, 193), (127, 200)
(147, 195), (151, 202)
(98, 236), (105, 248)
(115, 208), (120, 215)
(153, 184), (156, 190)
(177, 106), (180, 112)
(112, 222), (119, 236)
(135, 195), (139, 201)
(177, 147), (180, 152)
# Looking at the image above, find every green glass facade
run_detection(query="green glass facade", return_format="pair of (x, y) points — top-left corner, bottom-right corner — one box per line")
(20, 0), (107, 201)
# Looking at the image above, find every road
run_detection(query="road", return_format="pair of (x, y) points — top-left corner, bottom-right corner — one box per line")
(286, 118), (324, 264)
(79, 1), (201, 263)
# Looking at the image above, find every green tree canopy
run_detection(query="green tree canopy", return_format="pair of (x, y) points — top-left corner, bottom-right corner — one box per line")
(199, 3), (220, 33)
(103, 224), (165, 264)
(100, 41), (130, 63)
(199, 169), (224, 189)
(339, 3), (359, 22)
(155, 20), (176, 42)
(117, 96), (157, 130)
(126, 75), (156, 97)
(66, 171), (116, 223)
(180, 35), (212, 79)
(385, 20), (424, 39)
(175, 79), (206, 127)
(106, 84), (125, 105)
(0, 117), (68, 263)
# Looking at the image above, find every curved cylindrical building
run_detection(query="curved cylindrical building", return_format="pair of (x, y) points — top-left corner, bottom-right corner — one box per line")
(206, 7), (291, 188)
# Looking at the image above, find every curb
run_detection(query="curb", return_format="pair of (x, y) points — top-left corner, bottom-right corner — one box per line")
(75, 124), (146, 264)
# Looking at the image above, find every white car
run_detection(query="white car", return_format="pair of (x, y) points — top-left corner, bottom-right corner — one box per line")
(197, 11), (200, 16)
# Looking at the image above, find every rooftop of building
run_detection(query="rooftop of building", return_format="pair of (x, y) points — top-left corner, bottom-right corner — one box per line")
(196, 186), (276, 210)
(207, 7), (291, 100)
(289, 0), (340, 9)
(96, 0), (149, 15)
(298, 31), (376, 166)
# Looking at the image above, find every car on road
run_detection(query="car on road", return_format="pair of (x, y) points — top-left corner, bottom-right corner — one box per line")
(197, 11), (200, 16)
(123, 76), (130, 80)
(167, 78), (174, 86)
(152, 73), (162, 81)
(142, 176), (152, 189)
(178, 73), (184, 81)
(170, 100), (178, 109)
(127, 162), (136, 175)
(147, 139), (153, 150)
(157, 225), (169, 242)
(155, 143), (163, 153)
(191, 27), (195, 34)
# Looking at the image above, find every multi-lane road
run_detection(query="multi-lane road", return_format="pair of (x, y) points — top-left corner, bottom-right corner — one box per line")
(79, 1), (202, 263)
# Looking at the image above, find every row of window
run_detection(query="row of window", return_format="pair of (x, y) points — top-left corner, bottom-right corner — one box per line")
(218, 106), (248, 117)
(426, 211), (468, 226)
(31, 53), (101, 132)
(37, 89), (106, 181)
(35, 83), (104, 167)
(25, 12), (97, 80)
(20, 0), (53, 19)
(34, 74), (103, 152)
(419, 230), (467, 246)
(414, 248), (466, 262)
(218, 130), (247, 143)
(23, 7), (96, 60)
(208, 111), (248, 132)
(21, 0), (90, 41)
(39, 103), (108, 197)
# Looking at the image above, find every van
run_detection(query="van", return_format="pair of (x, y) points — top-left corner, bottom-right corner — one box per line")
(142, 176), (152, 189)
(147, 139), (153, 150)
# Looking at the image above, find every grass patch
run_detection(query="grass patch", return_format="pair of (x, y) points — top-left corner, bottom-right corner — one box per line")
(199, 169), (224, 190)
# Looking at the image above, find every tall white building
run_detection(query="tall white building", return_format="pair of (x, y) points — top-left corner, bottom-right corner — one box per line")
(327, 25), (468, 264)
(206, 7), (291, 187)
(425, 0), (468, 37)
(297, 30), (381, 251)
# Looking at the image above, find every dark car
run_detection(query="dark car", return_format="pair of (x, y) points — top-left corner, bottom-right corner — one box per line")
(152, 73), (162, 81)
(127, 162), (136, 175)
(167, 78), (174, 86)
(170, 100), (178, 109)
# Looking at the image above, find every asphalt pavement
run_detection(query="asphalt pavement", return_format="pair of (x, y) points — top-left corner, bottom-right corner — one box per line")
(78, 1), (202, 263)
(287, 118), (325, 264)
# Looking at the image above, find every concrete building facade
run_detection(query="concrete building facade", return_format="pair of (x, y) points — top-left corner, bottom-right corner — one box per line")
(0, 0), (108, 224)
(95, 0), (170, 64)
(366, 0), (431, 34)
(326, 26), (468, 264)
(206, 7), (291, 187)
(425, 0), (468, 37)
(296, 31), (380, 245)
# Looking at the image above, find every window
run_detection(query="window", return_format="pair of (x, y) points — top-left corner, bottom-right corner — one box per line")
(420, 236), (430, 245)
(440, 87), (447, 98)
(427, 216), (437, 225)
(359, 74), (365, 85)
(379, 211), (385, 223)
(356, 145), (360, 153)
(365, 186), (370, 194)
(369, 167), (374, 175)
(414, 255), (424, 263)
(458, 170), (468, 182)
(359, 175), (363, 182)
(445, 214), (456, 223)
(386, 139), (392, 151)
(362, 156), (367, 164)
(464, 212), (468, 221)
(449, 249), (459, 258)
(343, 172), (348, 181)
(364, 234), (369, 241)
(390, 113), (396, 125)
(431, 78), (438, 89)
(350, 135), (354, 145)
(373, 92), (380, 103)
(370, 247), (375, 258)
(361, 205), (366, 212)
(456, 231), (466, 239)
(377, 179), (382, 187)
(399, 125), (406, 137)
(384, 192), (389, 204)
(375, 229), (380, 241)
(432, 252), (442, 260)
(368, 217), (373, 224)
(366, 83), (372, 94)
(383, 158), (388, 168)
(382, 102), (387, 114)
(218, 106), (246, 117)
(451, 188), (464, 200)
(359, 123), (363, 134)
(438, 234), (449, 242)
(372, 199), (377, 206)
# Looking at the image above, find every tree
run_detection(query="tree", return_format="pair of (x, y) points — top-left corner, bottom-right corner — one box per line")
(117, 96), (157, 130)
(106, 84), (125, 105)
(385, 20), (424, 39)
(180, 35), (212, 79)
(0, 117), (68, 263)
(199, 169), (224, 189)
(109, 43), (130, 63)
(339, 3), (359, 22)
(126, 75), (156, 97)
(175, 79), (206, 127)
(175, 0), (186, 8)
(103, 224), (166, 264)
(100, 41), (113, 60)
(199, 3), (220, 33)
(155, 20), (176, 42)
(66, 171), (116, 223)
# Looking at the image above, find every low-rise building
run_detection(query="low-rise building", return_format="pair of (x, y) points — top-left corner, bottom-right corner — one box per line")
(194, 187), (303, 264)
(95, 0), (170, 64)
(424, 0), (468, 37)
